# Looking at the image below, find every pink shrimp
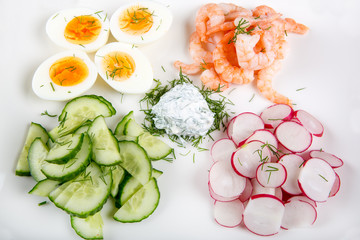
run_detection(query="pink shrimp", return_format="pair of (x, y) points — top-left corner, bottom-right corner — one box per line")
(195, 3), (225, 42)
(285, 18), (309, 35)
(256, 59), (291, 105)
(213, 31), (254, 84)
(173, 60), (214, 75)
(189, 31), (213, 64)
(200, 68), (229, 91)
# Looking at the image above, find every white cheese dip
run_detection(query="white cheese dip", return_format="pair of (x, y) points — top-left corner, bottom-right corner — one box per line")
(151, 83), (214, 137)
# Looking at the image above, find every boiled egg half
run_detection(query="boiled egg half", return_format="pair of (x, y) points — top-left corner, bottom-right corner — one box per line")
(32, 50), (97, 101)
(94, 42), (153, 94)
(46, 8), (110, 52)
(110, 1), (172, 45)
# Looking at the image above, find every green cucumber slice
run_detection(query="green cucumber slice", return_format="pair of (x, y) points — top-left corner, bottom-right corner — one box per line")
(114, 111), (134, 138)
(110, 165), (126, 198)
(28, 138), (48, 181)
(123, 119), (145, 137)
(88, 115), (121, 166)
(50, 95), (116, 140)
(49, 162), (112, 218)
(15, 122), (48, 176)
(42, 133), (91, 182)
(118, 141), (151, 185)
(71, 212), (103, 240)
(45, 133), (84, 164)
(137, 132), (172, 160)
(113, 177), (160, 223)
(28, 179), (61, 197)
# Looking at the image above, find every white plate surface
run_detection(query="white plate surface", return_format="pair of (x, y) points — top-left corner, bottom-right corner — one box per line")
(0, 0), (359, 239)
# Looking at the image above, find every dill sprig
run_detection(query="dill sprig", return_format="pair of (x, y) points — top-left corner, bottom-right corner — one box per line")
(228, 18), (254, 44)
(140, 71), (230, 149)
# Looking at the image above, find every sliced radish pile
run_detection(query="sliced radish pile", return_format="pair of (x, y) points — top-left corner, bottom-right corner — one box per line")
(294, 110), (324, 137)
(214, 199), (244, 228)
(243, 194), (284, 236)
(208, 104), (343, 236)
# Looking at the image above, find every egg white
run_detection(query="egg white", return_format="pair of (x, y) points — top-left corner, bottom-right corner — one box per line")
(32, 50), (98, 101)
(46, 8), (110, 53)
(94, 42), (153, 94)
(110, 1), (172, 45)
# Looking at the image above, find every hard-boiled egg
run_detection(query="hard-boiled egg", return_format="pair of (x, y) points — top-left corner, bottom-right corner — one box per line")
(46, 8), (110, 52)
(94, 42), (153, 94)
(32, 50), (97, 101)
(110, 1), (172, 45)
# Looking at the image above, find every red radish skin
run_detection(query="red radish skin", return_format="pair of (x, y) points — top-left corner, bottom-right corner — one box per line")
(281, 199), (317, 230)
(287, 195), (317, 208)
(278, 154), (304, 195)
(227, 112), (264, 146)
(245, 129), (278, 149)
(209, 161), (247, 200)
(210, 138), (236, 163)
(309, 150), (344, 168)
(213, 199), (244, 228)
(294, 110), (324, 137)
(298, 158), (336, 202)
(231, 140), (271, 178)
(256, 162), (287, 188)
(329, 172), (341, 197)
(275, 121), (313, 153)
(260, 104), (294, 129)
(243, 194), (285, 236)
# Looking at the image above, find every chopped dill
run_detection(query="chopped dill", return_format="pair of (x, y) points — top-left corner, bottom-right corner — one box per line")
(38, 201), (47, 206)
(296, 87), (306, 91)
(319, 174), (328, 182)
(41, 110), (57, 118)
(139, 71), (230, 150)
(228, 18), (254, 44)
(249, 93), (255, 102)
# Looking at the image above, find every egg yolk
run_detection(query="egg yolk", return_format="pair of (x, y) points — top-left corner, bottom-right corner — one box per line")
(102, 51), (136, 81)
(64, 15), (102, 44)
(49, 56), (89, 86)
(118, 5), (153, 35)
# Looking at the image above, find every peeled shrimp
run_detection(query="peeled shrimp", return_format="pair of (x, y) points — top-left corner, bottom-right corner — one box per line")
(196, 3), (225, 41)
(189, 32), (213, 64)
(200, 68), (229, 90)
(285, 18), (309, 34)
(213, 31), (254, 84)
(256, 59), (291, 105)
(173, 61), (202, 75)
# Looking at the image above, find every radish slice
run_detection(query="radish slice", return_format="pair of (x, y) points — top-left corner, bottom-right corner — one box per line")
(294, 110), (324, 137)
(281, 199), (317, 230)
(275, 121), (312, 153)
(227, 112), (264, 146)
(298, 158), (336, 202)
(239, 178), (253, 202)
(329, 172), (341, 197)
(209, 160), (247, 200)
(214, 199), (244, 228)
(243, 194), (285, 236)
(260, 104), (294, 129)
(245, 129), (278, 149)
(256, 162), (287, 188)
(210, 138), (237, 163)
(251, 178), (276, 196)
(309, 150), (343, 168)
(287, 195), (317, 208)
(278, 154), (304, 195)
(231, 140), (271, 178)
(274, 187), (283, 201)
(208, 182), (239, 202)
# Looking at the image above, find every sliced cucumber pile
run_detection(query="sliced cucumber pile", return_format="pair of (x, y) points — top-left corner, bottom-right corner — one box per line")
(15, 95), (173, 240)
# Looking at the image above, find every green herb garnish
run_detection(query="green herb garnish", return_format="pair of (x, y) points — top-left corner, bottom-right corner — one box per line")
(228, 18), (254, 44)
(41, 110), (57, 118)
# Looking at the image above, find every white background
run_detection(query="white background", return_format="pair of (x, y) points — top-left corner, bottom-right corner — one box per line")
(0, 0), (359, 239)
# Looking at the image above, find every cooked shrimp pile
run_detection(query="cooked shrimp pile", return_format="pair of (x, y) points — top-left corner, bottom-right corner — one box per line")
(174, 4), (308, 105)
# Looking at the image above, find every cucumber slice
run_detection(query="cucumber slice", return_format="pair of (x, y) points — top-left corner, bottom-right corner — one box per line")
(42, 133), (91, 182)
(110, 165), (126, 198)
(74, 121), (91, 134)
(113, 177), (160, 223)
(28, 179), (61, 197)
(45, 133), (84, 164)
(15, 122), (48, 176)
(137, 132), (172, 160)
(50, 95), (116, 140)
(123, 119), (145, 137)
(71, 212), (103, 240)
(88, 115), (121, 166)
(116, 169), (162, 207)
(114, 111), (134, 138)
(118, 141), (151, 185)
(49, 162), (112, 218)
(28, 138), (49, 181)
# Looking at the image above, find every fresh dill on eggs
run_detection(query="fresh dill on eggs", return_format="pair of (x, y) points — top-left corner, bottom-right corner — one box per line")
(139, 71), (231, 149)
